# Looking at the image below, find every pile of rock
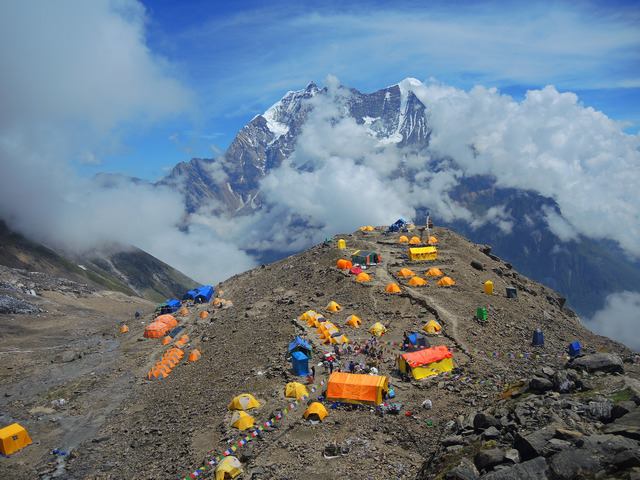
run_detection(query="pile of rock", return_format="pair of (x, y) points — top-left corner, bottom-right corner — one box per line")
(426, 354), (640, 479)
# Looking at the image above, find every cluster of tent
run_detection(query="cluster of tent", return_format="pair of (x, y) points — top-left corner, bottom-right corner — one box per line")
(336, 259), (373, 283)
(144, 314), (178, 339)
(359, 225), (375, 232)
(394, 267), (455, 287)
(147, 347), (184, 379)
(182, 285), (215, 304)
(398, 235), (438, 246)
(397, 345), (454, 380)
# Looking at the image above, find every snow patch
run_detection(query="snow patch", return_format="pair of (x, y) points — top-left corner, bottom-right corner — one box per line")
(77, 264), (87, 271)
(362, 116), (379, 125)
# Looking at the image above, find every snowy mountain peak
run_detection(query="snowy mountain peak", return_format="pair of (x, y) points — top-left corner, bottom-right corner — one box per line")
(261, 82), (320, 140)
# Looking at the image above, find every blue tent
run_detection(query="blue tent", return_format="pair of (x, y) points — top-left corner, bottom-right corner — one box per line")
(159, 298), (181, 314)
(182, 288), (199, 301)
(291, 351), (310, 376)
(403, 332), (430, 351)
(568, 341), (581, 357)
(387, 218), (408, 233)
(194, 285), (214, 304)
(288, 336), (312, 356)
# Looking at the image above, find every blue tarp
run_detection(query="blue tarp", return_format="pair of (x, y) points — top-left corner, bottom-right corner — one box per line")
(182, 289), (199, 301)
(291, 350), (310, 376)
(387, 218), (408, 232)
(194, 285), (214, 303)
(288, 336), (312, 355)
(158, 298), (181, 315)
(403, 332), (429, 350)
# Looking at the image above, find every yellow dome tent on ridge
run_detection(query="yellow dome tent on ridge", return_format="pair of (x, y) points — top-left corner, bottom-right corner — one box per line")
(346, 314), (362, 328)
(397, 268), (415, 278)
(423, 319), (442, 335)
(355, 272), (371, 283)
(369, 322), (387, 337)
(285, 382), (309, 400)
(228, 393), (260, 411)
(398, 235), (409, 244)
(408, 276), (427, 287)
(299, 310), (319, 322)
(428, 235), (438, 245)
(215, 456), (243, 480)
(326, 301), (342, 312)
(409, 236), (421, 245)
(385, 283), (401, 294)
(426, 268), (444, 277)
(437, 276), (456, 287)
(303, 402), (328, 421)
(231, 411), (255, 430)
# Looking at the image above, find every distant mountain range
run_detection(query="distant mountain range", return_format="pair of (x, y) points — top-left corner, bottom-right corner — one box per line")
(157, 79), (638, 316)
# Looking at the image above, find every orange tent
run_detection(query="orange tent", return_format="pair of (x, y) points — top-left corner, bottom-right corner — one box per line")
(178, 306), (189, 316)
(397, 268), (415, 278)
(155, 314), (178, 329)
(437, 276), (456, 287)
(398, 235), (409, 244)
(175, 334), (190, 347)
(161, 336), (172, 345)
(326, 372), (389, 405)
(409, 236), (421, 245)
(408, 276), (427, 287)
(188, 349), (201, 362)
(426, 268), (444, 277)
(428, 235), (438, 245)
(144, 322), (170, 339)
(385, 283), (401, 294)
(199, 311), (209, 319)
(119, 325), (129, 334)
(336, 259), (353, 270)
(355, 272), (371, 283)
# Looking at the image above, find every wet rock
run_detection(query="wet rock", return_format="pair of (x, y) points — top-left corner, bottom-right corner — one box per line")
(570, 353), (624, 374)
(480, 457), (549, 480)
(474, 448), (506, 471)
(548, 448), (600, 480)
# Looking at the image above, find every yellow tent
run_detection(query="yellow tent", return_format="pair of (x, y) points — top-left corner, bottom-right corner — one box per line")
(437, 276), (456, 287)
(228, 394), (260, 411)
(398, 235), (409, 244)
(326, 301), (342, 312)
(423, 319), (442, 335)
(409, 246), (437, 261)
(231, 411), (255, 430)
(328, 334), (349, 345)
(285, 382), (309, 400)
(303, 402), (328, 421)
(369, 322), (387, 337)
(346, 314), (362, 328)
(428, 235), (438, 245)
(119, 325), (129, 334)
(409, 236), (421, 245)
(364, 225), (375, 232)
(215, 456), (243, 480)
(307, 315), (324, 328)
(0, 423), (31, 456)
(408, 276), (427, 287)
(355, 272), (371, 283)
(425, 268), (444, 277)
(397, 345), (454, 380)
(385, 283), (401, 294)
(397, 268), (415, 278)
(299, 310), (319, 322)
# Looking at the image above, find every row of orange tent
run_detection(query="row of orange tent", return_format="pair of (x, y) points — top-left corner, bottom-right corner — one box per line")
(398, 235), (438, 245)
(147, 347), (184, 379)
(144, 314), (178, 339)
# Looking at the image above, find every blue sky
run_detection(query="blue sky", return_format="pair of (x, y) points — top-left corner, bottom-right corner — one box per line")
(83, 0), (640, 180)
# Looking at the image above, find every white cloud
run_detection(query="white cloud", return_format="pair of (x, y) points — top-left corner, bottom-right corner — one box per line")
(0, 1), (254, 284)
(587, 291), (640, 351)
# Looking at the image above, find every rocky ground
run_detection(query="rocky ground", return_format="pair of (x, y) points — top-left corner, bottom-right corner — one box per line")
(0, 227), (637, 479)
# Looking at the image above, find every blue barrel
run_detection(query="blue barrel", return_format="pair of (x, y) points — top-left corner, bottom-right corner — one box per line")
(532, 328), (544, 347)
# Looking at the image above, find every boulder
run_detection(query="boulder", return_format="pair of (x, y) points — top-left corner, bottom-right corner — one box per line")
(482, 426), (500, 440)
(504, 449), (520, 464)
(474, 449), (506, 472)
(470, 260), (484, 271)
(611, 401), (636, 420)
(514, 426), (558, 460)
(445, 458), (479, 480)
(529, 377), (553, 393)
(442, 435), (466, 447)
(570, 353), (624, 374)
(603, 409), (640, 440)
(473, 413), (500, 431)
(548, 448), (601, 480)
(588, 399), (613, 422)
(480, 457), (549, 480)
